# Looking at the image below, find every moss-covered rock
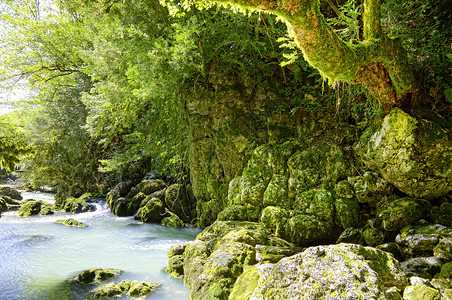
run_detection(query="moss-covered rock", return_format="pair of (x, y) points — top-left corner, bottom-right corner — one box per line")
(182, 221), (270, 300)
(293, 188), (335, 221)
(0, 197), (7, 213)
(166, 243), (188, 278)
(379, 198), (431, 232)
(403, 282), (442, 300)
(395, 222), (451, 259)
(60, 195), (96, 214)
(285, 214), (336, 246)
(89, 281), (125, 298)
(433, 237), (452, 261)
(0, 186), (23, 200)
(133, 197), (166, 223)
(336, 227), (365, 244)
(259, 206), (290, 238)
(18, 199), (54, 217)
(430, 201), (452, 226)
(401, 257), (442, 279)
(89, 279), (159, 298)
(356, 107), (451, 199)
(335, 197), (360, 228)
(230, 244), (408, 299)
(73, 268), (121, 284)
(349, 171), (393, 205)
(56, 218), (87, 227)
(136, 179), (166, 195)
(161, 211), (185, 227)
(288, 142), (352, 196)
(262, 174), (288, 207)
(106, 180), (133, 208)
(217, 204), (260, 222)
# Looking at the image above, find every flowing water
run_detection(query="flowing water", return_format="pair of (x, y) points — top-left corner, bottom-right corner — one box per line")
(0, 189), (200, 300)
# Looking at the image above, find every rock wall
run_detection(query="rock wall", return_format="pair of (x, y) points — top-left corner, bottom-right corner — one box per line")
(178, 71), (452, 299)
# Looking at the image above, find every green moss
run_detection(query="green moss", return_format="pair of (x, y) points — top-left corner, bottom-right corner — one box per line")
(335, 197), (360, 228)
(55, 218), (87, 227)
(161, 212), (185, 227)
(74, 268), (121, 284)
(260, 206), (290, 238)
(263, 174), (288, 207)
(228, 266), (260, 300)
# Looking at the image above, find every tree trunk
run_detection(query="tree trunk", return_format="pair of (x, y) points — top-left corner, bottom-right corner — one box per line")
(212, 0), (416, 113)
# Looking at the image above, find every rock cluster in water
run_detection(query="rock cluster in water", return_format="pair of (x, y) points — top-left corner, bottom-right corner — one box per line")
(105, 178), (193, 227)
(72, 268), (159, 298)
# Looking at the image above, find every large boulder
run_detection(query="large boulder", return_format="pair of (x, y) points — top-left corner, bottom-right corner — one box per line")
(356, 107), (451, 199)
(175, 221), (272, 300)
(133, 197), (166, 223)
(73, 268), (121, 283)
(0, 186), (23, 200)
(378, 198), (432, 232)
(395, 221), (452, 259)
(229, 243), (408, 300)
(60, 194), (96, 214)
(18, 200), (54, 216)
(106, 180), (133, 208)
(89, 280), (160, 298)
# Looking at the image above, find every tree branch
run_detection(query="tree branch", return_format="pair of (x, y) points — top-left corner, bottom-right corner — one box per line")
(211, 0), (416, 113)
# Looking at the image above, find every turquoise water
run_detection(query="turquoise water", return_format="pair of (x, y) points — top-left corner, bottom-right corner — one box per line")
(0, 191), (199, 300)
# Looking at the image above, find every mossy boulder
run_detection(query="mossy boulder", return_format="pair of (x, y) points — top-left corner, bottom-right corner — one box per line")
(437, 261), (452, 279)
(89, 280), (159, 298)
(182, 221), (270, 300)
(0, 197), (7, 213)
(56, 218), (87, 227)
(356, 107), (451, 199)
(262, 174), (288, 207)
(136, 179), (166, 195)
(0, 186), (23, 200)
(229, 244), (408, 300)
(161, 211), (184, 227)
(18, 200), (54, 216)
(217, 204), (260, 222)
(166, 243), (188, 277)
(379, 198), (432, 232)
(403, 283), (442, 300)
(133, 197), (166, 223)
(293, 188), (335, 221)
(285, 214), (336, 246)
(73, 268), (121, 283)
(106, 180), (133, 208)
(287, 142), (352, 196)
(401, 257), (442, 279)
(59, 194), (96, 214)
(433, 237), (452, 261)
(259, 206), (290, 238)
(395, 222), (451, 259)
(335, 197), (360, 228)
(109, 193), (144, 217)
(430, 201), (452, 226)
(349, 171), (394, 205)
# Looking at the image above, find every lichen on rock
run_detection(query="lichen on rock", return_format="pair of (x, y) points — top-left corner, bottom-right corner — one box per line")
(356, 107), (451, 199)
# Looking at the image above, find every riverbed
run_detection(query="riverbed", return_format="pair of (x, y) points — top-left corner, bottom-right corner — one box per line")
(0, 189), (200, 299)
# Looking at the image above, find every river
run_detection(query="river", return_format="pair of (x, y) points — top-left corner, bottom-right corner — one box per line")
(0, 189), (200, 299)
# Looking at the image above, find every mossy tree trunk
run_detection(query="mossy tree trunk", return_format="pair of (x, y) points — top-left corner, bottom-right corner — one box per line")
(213, 0), (416, 113)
